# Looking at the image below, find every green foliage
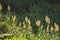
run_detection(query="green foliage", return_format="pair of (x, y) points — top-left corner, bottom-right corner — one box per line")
(0, 12), (17, 33)
(0, 11), (60, 40)
(0, 0), (60, 40)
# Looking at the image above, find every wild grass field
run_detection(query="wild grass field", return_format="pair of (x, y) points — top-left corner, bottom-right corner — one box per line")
(0, 0), (60, 40)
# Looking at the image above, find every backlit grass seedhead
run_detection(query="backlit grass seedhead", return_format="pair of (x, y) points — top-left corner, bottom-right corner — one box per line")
(25, 16), (31, 25)
(45, 16), (50, 24)
(35, 20), (41, 26)
(27, 25), (32, 30)
(46, 25), (49, 32)
(50, 26), (53, 32)
(8, 5), (10, 11)
(12, 15), (16, 22)
(25, 16), (28, 22)
(43, 29), (45, 33)
(0, 3), (2, 12)
(54, 23), (59, 32)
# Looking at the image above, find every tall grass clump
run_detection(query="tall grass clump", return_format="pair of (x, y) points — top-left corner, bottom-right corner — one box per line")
(0, 0), (60, 40)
